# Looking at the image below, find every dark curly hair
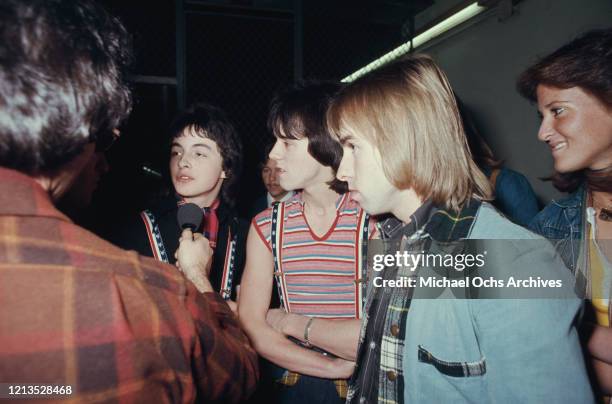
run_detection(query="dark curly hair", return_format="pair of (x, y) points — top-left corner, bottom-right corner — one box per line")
(169, 103), (243, 208)
(0, 0), (133, 175)
(267, 81), (346, 193)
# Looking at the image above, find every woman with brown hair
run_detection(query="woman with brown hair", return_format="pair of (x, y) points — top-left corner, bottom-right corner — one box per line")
(519, 28), (612, 399)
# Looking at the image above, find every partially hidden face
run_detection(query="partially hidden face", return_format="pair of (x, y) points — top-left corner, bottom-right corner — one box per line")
(537, 85), (612, 173)
(69, 148), (109, 207)
(169, 129), (226, 200)
(336, 130), (398, 216)
(268, 135), (328, 191)
(57, 143), (108, 207)
(261, 158), (286, 198)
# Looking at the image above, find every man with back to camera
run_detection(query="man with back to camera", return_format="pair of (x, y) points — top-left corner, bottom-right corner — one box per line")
(0, 0), (258, 402)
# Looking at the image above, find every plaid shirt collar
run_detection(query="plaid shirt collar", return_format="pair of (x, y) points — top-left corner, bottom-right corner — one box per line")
(378, 198), (480, 243)
(0, 167), (70, 222)
(379, 199), (437, 241)
(348, 198), (481, 404)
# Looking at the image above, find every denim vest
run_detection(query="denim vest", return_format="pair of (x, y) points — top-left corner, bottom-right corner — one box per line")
(528, 185), (585, 273)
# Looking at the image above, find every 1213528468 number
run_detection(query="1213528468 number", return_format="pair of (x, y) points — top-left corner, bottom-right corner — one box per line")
(2, 384), (73, 397)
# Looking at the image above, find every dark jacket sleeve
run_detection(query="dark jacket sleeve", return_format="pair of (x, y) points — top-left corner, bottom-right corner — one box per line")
(232, 216), (249, 285)
(494, 168), (540, 227)
(249, 195), (268, 220)
(106, 214), (154, 259)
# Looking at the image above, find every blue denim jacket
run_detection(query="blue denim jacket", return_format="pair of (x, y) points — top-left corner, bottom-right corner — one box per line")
(528, 186), (585, 272)
(483, 166), (540, 228)
(402, 203), (593, 403)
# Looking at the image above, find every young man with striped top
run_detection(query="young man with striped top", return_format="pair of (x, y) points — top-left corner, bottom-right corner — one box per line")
(239, 81), (375, 403)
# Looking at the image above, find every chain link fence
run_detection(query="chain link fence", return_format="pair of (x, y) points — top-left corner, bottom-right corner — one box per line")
(88, 0), (409, 235)
(185, 6), (294, 215)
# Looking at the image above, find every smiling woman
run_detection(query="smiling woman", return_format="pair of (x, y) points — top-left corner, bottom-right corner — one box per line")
(520, 28), (612, 399)
(535, 85), (612, 173)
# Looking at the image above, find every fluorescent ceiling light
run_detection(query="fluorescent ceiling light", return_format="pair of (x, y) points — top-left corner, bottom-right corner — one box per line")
(341, 2), (486, 83)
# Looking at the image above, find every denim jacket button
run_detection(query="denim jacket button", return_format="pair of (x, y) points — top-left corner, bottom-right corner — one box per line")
(390, 324), (400, 337)
(386, 370), (397, 381)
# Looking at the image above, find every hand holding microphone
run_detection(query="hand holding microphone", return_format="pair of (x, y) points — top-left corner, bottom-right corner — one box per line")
(175, 204), (213, 293)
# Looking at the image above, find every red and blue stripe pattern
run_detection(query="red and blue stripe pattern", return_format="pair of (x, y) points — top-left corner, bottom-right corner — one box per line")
(254, 193), (372, 319)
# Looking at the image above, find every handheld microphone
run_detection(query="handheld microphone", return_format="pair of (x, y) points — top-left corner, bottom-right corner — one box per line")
(177, 203), (203, 233)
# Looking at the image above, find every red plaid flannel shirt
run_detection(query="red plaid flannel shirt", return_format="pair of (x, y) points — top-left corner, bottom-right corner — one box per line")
(0, 168), (258, 403)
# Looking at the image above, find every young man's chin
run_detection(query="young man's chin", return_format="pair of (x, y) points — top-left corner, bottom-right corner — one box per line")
(174, 182), (197, 193)
(270, 191), (287, 200)
(361, 200), (389, 217)
(175, 187), (212, 199)
(354, 198), (373, 214)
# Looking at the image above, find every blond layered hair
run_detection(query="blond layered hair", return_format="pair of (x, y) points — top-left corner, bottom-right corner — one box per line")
(328, 54), (491, 211)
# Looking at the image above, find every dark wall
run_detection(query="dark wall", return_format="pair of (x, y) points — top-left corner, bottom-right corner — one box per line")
(82, 0), (408, 237)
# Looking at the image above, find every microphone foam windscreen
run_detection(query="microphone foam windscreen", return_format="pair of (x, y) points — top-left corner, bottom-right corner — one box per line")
(177, 203), (203, 231)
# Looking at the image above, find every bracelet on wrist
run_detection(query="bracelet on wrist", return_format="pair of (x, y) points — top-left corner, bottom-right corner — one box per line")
(303, 317), (315, 348)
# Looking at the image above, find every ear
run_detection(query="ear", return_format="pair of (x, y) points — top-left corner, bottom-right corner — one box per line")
(220, 170), (227, 179)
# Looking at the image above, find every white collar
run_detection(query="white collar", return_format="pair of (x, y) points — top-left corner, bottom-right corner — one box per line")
(267, 190), (295, 207)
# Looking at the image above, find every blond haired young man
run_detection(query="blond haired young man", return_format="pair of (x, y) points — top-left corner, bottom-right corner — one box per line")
(325, 54), (593, 403)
